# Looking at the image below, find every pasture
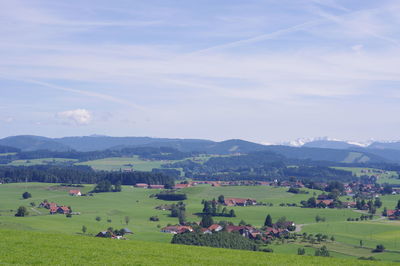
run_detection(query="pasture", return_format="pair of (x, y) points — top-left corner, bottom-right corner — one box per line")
(0, 229), (392, 266)
(74, 156), (167, 171)
(7, 158), (77, 166)
(0, 183), (399, 262)
(332, 167), (400, 184)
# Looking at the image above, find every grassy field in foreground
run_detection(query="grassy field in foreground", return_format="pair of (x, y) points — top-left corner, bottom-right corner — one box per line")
(0, 229), (394, 266)
(0, 183), (399, 262)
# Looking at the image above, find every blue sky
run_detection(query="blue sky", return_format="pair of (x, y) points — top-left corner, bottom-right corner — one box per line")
(1, 0), (400, 143)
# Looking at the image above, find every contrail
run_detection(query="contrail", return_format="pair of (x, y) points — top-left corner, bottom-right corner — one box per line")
(0, 74), (147, 111)
(190, 19), (322, 55)
(190, 1), (399, 54)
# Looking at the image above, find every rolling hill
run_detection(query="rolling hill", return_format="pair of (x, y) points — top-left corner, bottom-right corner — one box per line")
(0, 135), (71, 152)
(2, 135), (400, 163)
(0, 229), (390, 265)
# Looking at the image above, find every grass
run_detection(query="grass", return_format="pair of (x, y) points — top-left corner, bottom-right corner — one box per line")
(6, 158), (77, 166)
(74, 156), (167, 171)
(0, 152), (17, 156)
(0, 229), (395, 265)
(303, 221), (400, 254)
(332, 167), (400, 184)
(0, 183), (399, 262)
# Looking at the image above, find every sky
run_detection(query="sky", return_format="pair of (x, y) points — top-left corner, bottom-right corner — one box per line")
(1, 0), (400, 143)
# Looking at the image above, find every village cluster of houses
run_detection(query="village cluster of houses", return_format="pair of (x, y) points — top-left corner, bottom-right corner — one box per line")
(39, 201), (72, 214)
(160, 221), (295, 241)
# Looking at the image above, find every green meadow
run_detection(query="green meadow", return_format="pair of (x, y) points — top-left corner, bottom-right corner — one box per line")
(332, 167), (400, 184)
(7, 158), (78, 166)
(1, 229), (394, 266)
(75, 156), (167, 171)
(0, 183), (399, 262)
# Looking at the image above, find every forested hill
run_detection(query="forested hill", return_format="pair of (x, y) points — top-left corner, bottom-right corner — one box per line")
(0, 135), (71, 152)
(0, 165), (174, 186)
(0, 145), (20, 153)
(2, 135), (400, 163)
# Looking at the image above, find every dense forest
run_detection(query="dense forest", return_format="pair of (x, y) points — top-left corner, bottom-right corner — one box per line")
(0, 147), (198, 164)
(171, 231), (258, 251)
(164, 151), (355, 182)
(0, 165), (174, 186)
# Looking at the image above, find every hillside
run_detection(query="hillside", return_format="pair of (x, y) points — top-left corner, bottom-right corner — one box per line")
(1, 135), (390, 163)
(303, 140), (360, 150)
(263, 146), (385, 164)
(0, 229), (390, 265)
(0, 135), (71, 152)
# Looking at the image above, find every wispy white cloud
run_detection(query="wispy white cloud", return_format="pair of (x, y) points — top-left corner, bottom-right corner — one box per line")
(1, 0), (400, 141)
(57, 109), (92, 125)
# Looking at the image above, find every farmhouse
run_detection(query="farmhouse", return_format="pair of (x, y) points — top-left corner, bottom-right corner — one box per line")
(148, 185), (165, 189)
(161, 225), (193, 234)
(273, 221), (295, 229)
(56, 206), (71, 214)
(96, 231), (123, 239)
(208, 224), (223, 232)
(265, 227), (287, 237)
(224, 198), (257, 206)
(69, 190), (81, 196)
(135, 183), (149, 188)
(386, 209), (400, 220)
(342, 201), (356, 208)
(316, 199), (334, 206)
(226, 225), (261, 239)
(173, 183), (190, 189)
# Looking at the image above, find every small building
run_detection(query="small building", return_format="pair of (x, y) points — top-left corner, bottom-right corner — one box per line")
(69, 190), (81, 196)
(316, 199), (334, 206)
(173, 184), (190, 189)
(208, 224), (223, 232)
(135, 183), (149, 188)
(57, 206), (71, 214)
(386, 209), (400, 220)
(148, 185), (165, 189)
(160, 225), (193, 234)
(49, 206), (58, 214)
(342, 201), (356, 208)
(224, 198), (257, 206)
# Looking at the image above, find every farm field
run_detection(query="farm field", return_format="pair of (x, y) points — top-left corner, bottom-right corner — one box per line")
(7, 158), (78, 166)
(0, 152), (17, 156)
(74, 156), (168, 171)
(332, 167), (400, 184)
(0, 229), (392, 266)
(0, 183), (399, 262)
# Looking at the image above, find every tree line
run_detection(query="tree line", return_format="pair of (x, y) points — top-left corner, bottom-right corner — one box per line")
(171, 231), (258, 251)
(0, 165), (174, 186)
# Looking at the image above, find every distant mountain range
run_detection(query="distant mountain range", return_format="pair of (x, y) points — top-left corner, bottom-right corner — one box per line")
(2, 135), (400, 163)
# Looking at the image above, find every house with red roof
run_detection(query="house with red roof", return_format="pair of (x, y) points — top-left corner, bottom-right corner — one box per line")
(173, 183), (190, 189)
(160, 225), (193, 234)
(386, 209), (400, 220)
(148, 185), (165, 189)
(135, 183), (149, 188)
(57, 206), (71, 214)
(316, 199), (334, 206)
(69, 190), (81, 196)
(208, 224), (223, 232)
